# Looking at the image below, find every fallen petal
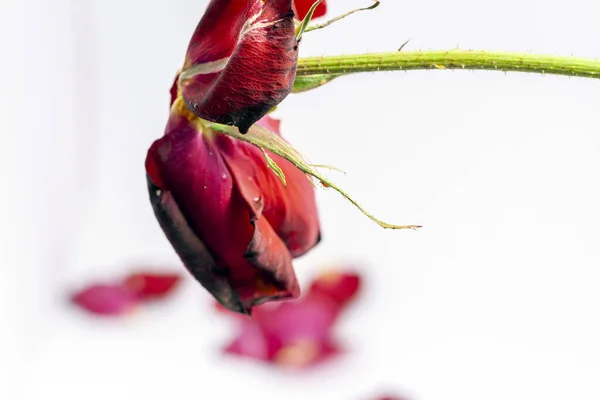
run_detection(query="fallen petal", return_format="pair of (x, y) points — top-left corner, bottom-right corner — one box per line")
(122, 272), (182, 300)
(71, 284), (138, 316)
(308, 270), (361, 309)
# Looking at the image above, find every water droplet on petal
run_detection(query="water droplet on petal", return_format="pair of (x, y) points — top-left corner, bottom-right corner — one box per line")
(221, 173), (227, 181)
(203, 185), (207, 189)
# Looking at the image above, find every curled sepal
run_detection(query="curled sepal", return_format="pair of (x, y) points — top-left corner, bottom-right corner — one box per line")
(262, 149), (287, 186)
(303, 1), (380, 35)
(292, 74), (340, 93)
(206, 121), (421, 230)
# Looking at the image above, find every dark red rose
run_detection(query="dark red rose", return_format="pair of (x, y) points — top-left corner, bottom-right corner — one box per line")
(146, 96), (320, 314)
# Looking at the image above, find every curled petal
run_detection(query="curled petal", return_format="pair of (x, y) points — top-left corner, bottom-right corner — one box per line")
(147, 180), (247, 312)
(216, 116), (320, 258)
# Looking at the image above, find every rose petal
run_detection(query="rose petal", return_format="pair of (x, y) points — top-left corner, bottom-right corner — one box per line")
(180, 0), (298, 133)
(71, 284), (138, 316)
(273, 338), (339, 368)
(224, 318), (282, 361)
(218, 116), (321, 258)
(261, 295), (338, 344)
(147, 177), (247, 313)
(122, 272), (182, 300)
(308, 270), (361, 309)
(292, 0), (327, 20)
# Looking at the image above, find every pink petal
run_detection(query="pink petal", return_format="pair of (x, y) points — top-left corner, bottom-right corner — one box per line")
(71, 284), (138, 316)
(223, 319), (282, 361)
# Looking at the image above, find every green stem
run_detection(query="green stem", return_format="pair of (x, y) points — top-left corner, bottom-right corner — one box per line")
(296, 50), (600, 80)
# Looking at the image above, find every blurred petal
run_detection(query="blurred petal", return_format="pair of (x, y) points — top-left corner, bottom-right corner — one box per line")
(180, 0), (298, 133)
(223, 319), (281, 361)
(293, 0), (327, 20)
(309, 270), (361, 309)
(122, 272), (182, 300)
(71, 284), (137, 316)
(262, 295), (338, 344)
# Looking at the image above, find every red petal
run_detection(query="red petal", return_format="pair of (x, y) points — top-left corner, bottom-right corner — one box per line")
(122, 272), (182, 300)
(292, 0), (327, 20)
(308, 270), (361, 309)
(218, 116), (321, 258)
(146, 111), (300, 313)
(147, 181), (246, 312)
(180, 0), (298, 133)
(71, 284), (138, 316)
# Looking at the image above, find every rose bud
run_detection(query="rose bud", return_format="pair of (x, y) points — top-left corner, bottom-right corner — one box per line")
(146, 93), (320, 314)
(178, 0), (299, 134)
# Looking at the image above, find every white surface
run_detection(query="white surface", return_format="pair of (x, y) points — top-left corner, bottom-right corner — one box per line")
(3, 0), (600, 399)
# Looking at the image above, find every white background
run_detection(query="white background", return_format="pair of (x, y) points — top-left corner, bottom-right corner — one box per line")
(2, 0), (600, 399)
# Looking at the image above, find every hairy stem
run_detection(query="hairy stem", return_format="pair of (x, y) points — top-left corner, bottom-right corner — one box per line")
(296, 50), (600, 80)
